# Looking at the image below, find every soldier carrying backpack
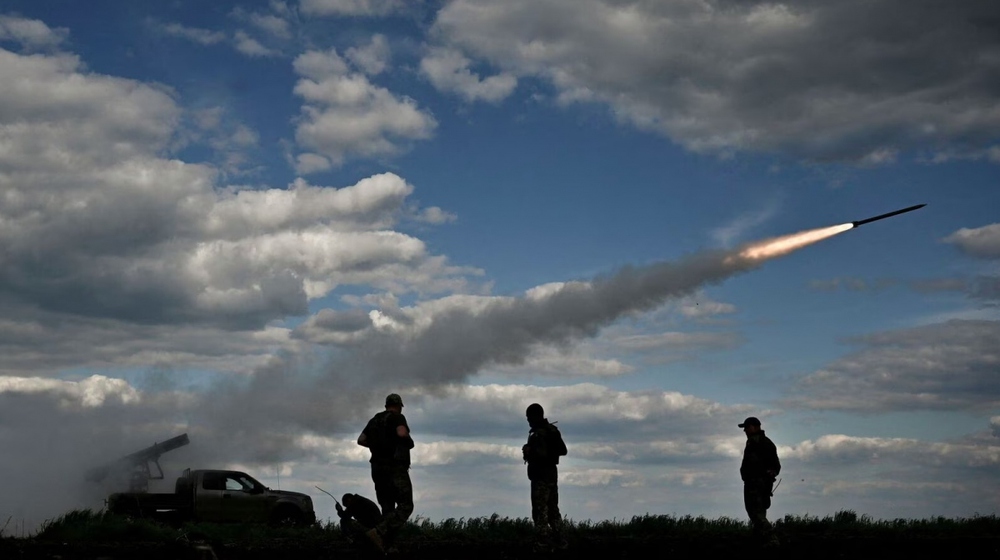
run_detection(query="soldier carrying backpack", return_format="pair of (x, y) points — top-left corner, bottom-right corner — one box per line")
(522, 403), (568, 551)
(358, 393), (414, 554)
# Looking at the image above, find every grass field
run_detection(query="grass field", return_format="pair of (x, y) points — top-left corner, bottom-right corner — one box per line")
(2, 509), (998, 559)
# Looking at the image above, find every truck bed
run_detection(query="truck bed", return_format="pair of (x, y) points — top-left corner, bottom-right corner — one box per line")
(108, 492), (190, 513)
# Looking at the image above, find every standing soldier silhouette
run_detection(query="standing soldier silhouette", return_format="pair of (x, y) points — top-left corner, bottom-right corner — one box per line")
(739, 416), (780, 545)
(358, 393), (414, 554)
(522, 403), (568, 551)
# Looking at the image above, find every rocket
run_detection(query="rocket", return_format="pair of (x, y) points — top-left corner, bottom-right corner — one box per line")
(851, 204), (925, 228)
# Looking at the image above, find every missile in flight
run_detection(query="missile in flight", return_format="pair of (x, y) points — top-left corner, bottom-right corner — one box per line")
(851, 204), (926, 228)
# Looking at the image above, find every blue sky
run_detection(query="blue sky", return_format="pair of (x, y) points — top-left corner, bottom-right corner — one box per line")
(0, 0), (998, 530)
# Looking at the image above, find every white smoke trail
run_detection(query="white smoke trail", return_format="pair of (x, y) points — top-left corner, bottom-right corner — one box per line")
(295, 222), (861, 390)
(731, 223), (855, 261)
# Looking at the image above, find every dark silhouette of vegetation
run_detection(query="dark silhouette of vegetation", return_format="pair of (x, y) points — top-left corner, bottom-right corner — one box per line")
(3, 509), (998, 559)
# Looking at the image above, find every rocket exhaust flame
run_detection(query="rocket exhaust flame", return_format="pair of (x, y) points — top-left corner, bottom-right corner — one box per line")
(731, 203), (924, 262)
(730, 223), (854, 262)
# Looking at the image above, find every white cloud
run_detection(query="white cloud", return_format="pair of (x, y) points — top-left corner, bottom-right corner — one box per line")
(292, 49), (437, 169)
(415, 441), (522, 466)
(420, 47), (517, 103)
(0, 47), (476, 334)
(248, 13), (292, 39)
(299, 0), (407, 17)
(234, 30), (280, 57)
(206, 173), (414, 236)
(162, 22), (227, 45)
(0, 15), (68, 50)
(294, 49), (350, 79)
(346, 34), (391, 75)
(944, 223), (1000, 260)
(0, 375), (140, 407)
(487, 345), (634, 378)
(0, 48), (179, 163)
(560, 468), (640, 487)
(431, 0), (1000, 163)
(414, 206), (457, 224)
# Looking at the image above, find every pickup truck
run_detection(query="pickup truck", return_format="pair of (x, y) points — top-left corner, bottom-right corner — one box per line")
(107, 468), (316, 526)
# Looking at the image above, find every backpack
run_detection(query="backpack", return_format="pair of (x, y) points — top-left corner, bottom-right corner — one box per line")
(365, 410), (410, 466)
(528, 422), (567, 465)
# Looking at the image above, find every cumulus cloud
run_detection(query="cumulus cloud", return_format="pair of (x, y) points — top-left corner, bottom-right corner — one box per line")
(431, 0), (1000, 162)
(347, 34), (391, 75)
(299, 0), (407, 17)
(0, 15), (68, 50)
(788, 320), (1000, 411)
(292, 49), (437, 169)
(420, 47), (518, 103)
(944, 223), (1000, 260)
(0, 46), (474, 332)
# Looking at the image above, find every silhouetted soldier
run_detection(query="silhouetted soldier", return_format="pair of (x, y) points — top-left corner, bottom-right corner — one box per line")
(739, 416), (780, 545)
(522, 403), (568, 551)
(337, 493), (382, 545)
(358, 393), (414, 554)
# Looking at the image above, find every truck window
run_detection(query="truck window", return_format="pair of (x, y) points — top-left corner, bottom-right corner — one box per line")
(202, 473), (224, 491)
(236, 475), (262, 492)
(224, 477), (247, 491)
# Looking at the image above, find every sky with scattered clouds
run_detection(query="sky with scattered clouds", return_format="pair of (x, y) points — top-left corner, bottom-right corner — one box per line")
(1, 0), (998, 530)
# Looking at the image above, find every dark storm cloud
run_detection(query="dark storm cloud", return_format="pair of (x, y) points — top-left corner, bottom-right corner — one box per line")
(787, 319), (1000, 411)
(432, 0), (1000, 163)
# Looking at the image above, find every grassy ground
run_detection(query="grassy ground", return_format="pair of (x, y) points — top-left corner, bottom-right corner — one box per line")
(2, 509), (998, 559)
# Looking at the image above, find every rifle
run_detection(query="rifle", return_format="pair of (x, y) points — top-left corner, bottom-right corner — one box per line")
(315, 485), (340, 507)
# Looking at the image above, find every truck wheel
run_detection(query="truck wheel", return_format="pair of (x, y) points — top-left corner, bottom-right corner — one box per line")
(269, 506), (303, 527)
